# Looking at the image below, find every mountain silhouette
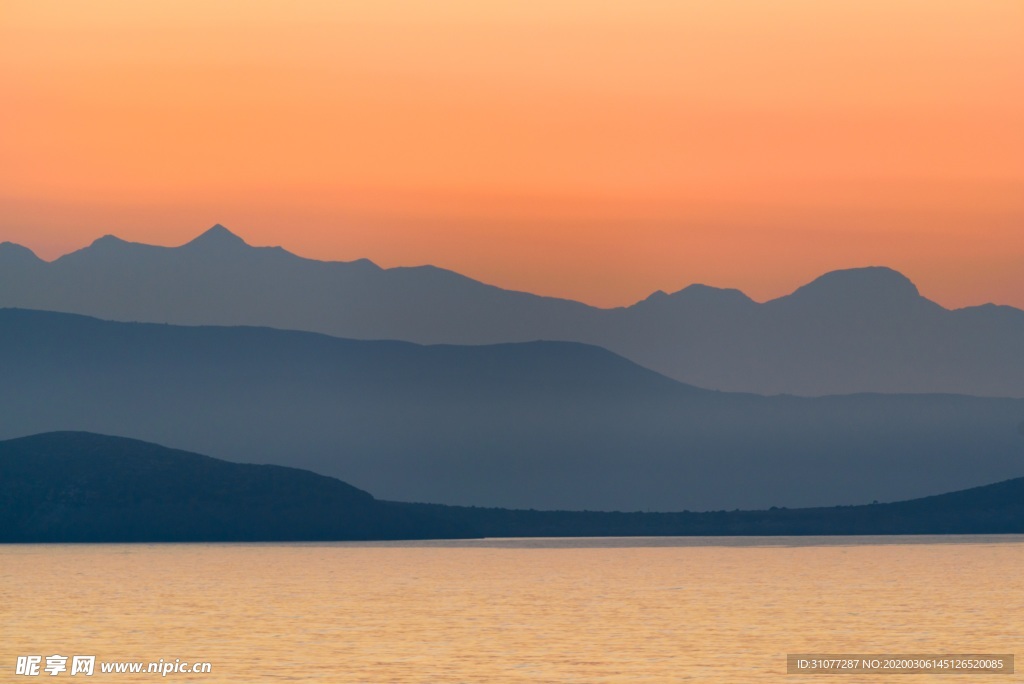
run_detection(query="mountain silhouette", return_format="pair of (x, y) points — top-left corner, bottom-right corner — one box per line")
(2, 308), (1021, 512)
(181, 223), (248, 250)
(2, 226), (1021, 396)
(0, 432), (469, 542)
(3, 432), (1023, 542)
(0, 241), (44, 266)
(785, 267), (923, 305)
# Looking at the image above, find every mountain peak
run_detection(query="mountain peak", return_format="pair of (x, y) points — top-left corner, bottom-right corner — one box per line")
(635, 283), (753, 310)
(0, 242), (43, 265)
(182, 224), (248, 250)
(672, 283), (754, 302)
(783, 267), (924, 306)
(90, 234), (128, 247)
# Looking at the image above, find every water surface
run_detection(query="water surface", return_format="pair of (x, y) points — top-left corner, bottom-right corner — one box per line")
(2, 536), (1021, 682)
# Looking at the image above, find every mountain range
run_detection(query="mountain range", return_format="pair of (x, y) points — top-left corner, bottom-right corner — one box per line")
(4, 432), (1023, 542)
(3, 225), (1023, 397)
(2, 308), (1022, 512)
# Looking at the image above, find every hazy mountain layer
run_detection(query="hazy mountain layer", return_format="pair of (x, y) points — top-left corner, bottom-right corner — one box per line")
(3, 432), (1023, 542)
(2, 226), (1022, 396)
(2, 309), (1022, 511)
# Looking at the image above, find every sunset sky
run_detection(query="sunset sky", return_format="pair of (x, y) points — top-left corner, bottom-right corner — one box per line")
(2, 0), (1022, 308)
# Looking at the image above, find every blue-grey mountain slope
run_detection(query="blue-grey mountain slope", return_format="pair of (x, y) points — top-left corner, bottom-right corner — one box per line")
(2, 225), (1022, 396)
(1, 309), (1021, 511)
(3, 432), (1023, 541)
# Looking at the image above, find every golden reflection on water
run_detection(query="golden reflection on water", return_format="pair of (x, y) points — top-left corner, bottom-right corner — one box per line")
(1, 537), (1021, 683)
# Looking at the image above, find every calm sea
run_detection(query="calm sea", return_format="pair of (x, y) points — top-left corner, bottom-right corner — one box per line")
(2, 537), (1021, 682)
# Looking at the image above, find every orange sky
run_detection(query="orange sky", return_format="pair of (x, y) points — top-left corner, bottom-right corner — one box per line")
(1, 0), (1022, 308)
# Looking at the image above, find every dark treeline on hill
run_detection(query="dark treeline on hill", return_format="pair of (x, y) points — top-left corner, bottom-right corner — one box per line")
(411, 479), (1024, 536)
(2, 433), (1022, 543)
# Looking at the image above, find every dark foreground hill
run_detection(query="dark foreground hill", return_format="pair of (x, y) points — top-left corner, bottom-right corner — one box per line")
(2, 225), (1023, 396)
(0, 432), (469, 542)
(2, 433), (1022, 542)
(2, 308), (1023, 511)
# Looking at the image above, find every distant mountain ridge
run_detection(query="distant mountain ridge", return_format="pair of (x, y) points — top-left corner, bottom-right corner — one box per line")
(3, 432), (1023, 542)
(2, 308), (1022, 512)
(2, 225), (1023, 396)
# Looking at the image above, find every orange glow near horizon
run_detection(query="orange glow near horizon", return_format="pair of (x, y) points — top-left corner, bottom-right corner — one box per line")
(2, 1), (1022, 308)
